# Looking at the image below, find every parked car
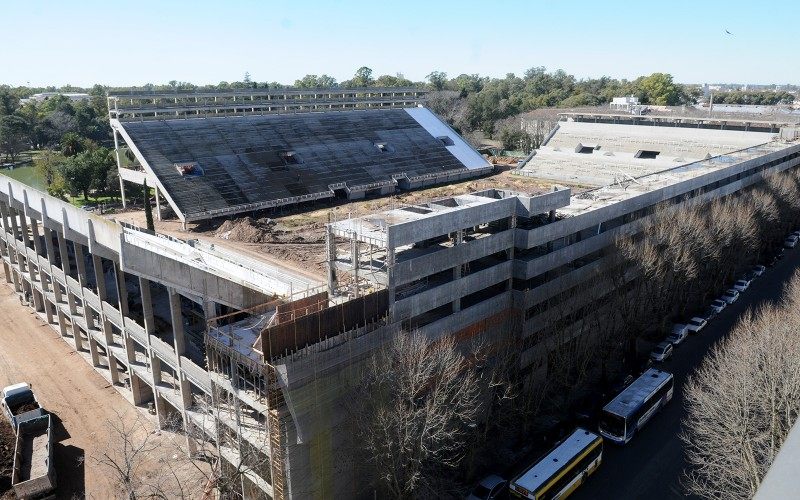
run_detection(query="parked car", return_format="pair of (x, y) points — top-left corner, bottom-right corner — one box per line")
(650, 341), (673, 362)
(699, 307), (716, 323)
(687, 317), (708, 333)
(784, 235), (798, 248)
(667, 328), (688, 346)
(466, 474), (507, 500)
(709, 299), (727, 314)
(751, 264), (766, 277)
(733, 279), (750, 292)
(671, 323), (689, 338)
(792, 230), (800, 238)
(721, 289), (740, 304)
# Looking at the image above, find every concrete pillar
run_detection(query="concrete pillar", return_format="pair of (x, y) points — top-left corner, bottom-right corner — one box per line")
(155, 187), (162, 221)
(92, 255), (108, 301)
(74, 243), (88, 287)
(115, 265), (129, 316)
(71, 322), (84, 351)
(32, 289), (43, 312)
(88, 337), (100, 366)
(57, 309), (68, 337)
(67, 290), (77, 315)
(154, 393), (167, 429)
(107, 351), (120, 385)
(44, 298), (54, 324)
(139, 277), (155, 333)
(12, 269), (20, 292)
(129, 373), (148, 405)
(168, 288), (186, 356)
(9, 207), (21, 242)
(2, 261), (10, 284)
(17, 209), (31, 248)
(56, 231), (71, 276)
(29, 216), (43, 256)
(113, 129), (127, 209)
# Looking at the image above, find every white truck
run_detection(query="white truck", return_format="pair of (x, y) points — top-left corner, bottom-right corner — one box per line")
(11, 414), (56, 499)
(2, 383), (44, 431)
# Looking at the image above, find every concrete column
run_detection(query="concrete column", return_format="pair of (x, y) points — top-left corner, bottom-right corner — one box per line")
(92, 255), (108, 301)
(71, 321), (84, 351)
(129, 373), (147, 405)
(31, 289), (43, 312)
(88, 337), (100, 366)
(56, 231), (71, 276)
(44, 298), (54, 324)
(17, 209), (31, 248)
(139, 277), (155, 335)
(44, 228), (57, 266)
(113, 129), (127, 209)
(8, 207), (21, 242)
(168, 288), (186, 356)
(29, 216), (43, 256)
(107, 351), (120, 385)
(67, 290), (77, 315)
(2, 261), (10, 284)
(74, 243), (88, 287)
(57, 309), (68, 337)
(155, 188), (162, 221)
(115, 265), (129, 316)
(12, 269), (20, 292)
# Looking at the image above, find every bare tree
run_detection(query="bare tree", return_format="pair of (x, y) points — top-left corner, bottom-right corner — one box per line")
(352, 330), (483, 499)
(92, 410), (198, 500)
(681, 272), (800, 499)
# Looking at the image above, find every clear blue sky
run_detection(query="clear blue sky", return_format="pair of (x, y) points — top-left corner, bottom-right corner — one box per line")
(3, 0), (798, 87)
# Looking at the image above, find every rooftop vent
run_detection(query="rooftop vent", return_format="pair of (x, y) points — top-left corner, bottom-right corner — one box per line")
(375, 142), (395, 153)
(635, 150), (660, 159)
(575, 143), (600, 154)
(437, 136), (455, 146)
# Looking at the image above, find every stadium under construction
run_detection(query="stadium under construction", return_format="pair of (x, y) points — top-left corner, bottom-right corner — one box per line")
(1, 89), (799, 498)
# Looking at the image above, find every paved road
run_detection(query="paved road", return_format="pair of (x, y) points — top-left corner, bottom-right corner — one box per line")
(572, 249), (800, 500)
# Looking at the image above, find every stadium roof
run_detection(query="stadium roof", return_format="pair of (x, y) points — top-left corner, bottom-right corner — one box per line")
(113, 107), (491, 222)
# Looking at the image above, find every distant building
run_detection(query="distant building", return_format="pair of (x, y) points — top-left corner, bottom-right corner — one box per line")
(19, 92), (90, 105)
(609, 96), (642, 113)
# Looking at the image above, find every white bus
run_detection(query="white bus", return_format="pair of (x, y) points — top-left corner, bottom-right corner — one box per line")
(510, 428), (603, 499)
(598, 368), (674, 444)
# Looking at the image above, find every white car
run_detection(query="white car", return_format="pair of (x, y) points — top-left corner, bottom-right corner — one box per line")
(466, 474), (507, 500)
(650, 341), (674, 361)
(667, 329), (688, 346)
(721, 289), (740, 304)
(733, 279), (750, 292)
(784, 235), (798, 248)
(751, 265), (766, 277)
(687, 317), (707, 333)
(709, 299), (727, 313)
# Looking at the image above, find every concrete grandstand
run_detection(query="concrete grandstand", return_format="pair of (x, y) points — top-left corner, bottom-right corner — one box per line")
(109, 89), (492, 223)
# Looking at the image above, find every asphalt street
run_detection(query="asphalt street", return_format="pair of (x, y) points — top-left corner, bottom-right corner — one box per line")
(572, 248), (800, 500)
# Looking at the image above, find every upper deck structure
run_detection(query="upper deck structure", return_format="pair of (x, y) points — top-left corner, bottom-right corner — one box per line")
(109, 89), (492, 224)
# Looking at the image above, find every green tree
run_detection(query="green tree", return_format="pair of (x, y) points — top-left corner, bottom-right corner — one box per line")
(59, 147), (113, 200)
(34, 149), (66, 187)
(634, 73), (687, 106)
(60, 152), (94, 200)
(61, 132), (89, 157)
(0, 114), (28, 161)
(426, 71), (448, 91)
(348, 66), (374, 87)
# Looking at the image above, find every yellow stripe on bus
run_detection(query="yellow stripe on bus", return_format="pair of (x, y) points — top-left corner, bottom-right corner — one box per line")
(534, 437), (603, 500)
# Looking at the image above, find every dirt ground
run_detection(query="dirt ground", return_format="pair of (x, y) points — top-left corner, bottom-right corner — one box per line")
(0, 286), (205, 499)
(111, 169), (557, 278)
